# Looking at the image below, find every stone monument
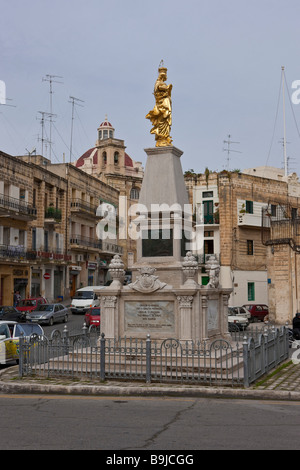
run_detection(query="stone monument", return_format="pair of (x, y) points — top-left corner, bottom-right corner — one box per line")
(96, 62), (232, 342)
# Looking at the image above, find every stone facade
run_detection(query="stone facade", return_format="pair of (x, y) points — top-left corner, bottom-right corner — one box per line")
(185, 167), (300, 324)
(0, 151), (121, 304)
(73, 117), (144, 272)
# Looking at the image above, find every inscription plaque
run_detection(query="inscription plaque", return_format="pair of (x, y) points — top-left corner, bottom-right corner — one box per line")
(124, 301), (174, 333)
(207, 299), (218, 330)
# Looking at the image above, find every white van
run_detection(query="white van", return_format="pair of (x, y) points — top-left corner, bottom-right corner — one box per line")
(70, 286), (104, 314)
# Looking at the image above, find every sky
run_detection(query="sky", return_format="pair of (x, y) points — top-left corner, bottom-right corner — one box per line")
(1, 0), (300, 176)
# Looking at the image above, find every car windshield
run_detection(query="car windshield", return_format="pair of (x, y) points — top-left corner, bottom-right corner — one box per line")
(35, 305), (54, 312)
(18, 300), (37, 307)
(73, 292), (93, 300)
(90, 308), (100, 316)
(15, 324), (43, 337)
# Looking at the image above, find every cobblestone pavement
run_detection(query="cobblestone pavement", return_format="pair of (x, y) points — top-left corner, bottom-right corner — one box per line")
(254, 360), (300, 392)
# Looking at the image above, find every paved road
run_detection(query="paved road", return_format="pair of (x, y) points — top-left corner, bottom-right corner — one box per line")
(0, 394), (299, 450)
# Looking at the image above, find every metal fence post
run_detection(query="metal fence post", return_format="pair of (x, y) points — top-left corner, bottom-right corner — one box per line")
(146, 334), (151, 384)
(62, 324), (69, 355)
(100, 333), (106, 381)
(243, 336), (249, 388)
(18, 333), (24, 377)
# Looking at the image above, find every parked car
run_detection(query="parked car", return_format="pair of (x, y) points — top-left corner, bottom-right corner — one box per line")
(70, 286), (104, 314)
(0, 306), (26, 322)
(242, 304), (269, 322)
(228, 312), (249, 331)
(16, 297), (47, 314)
(84, 307), (100, 327)
(228, 306), (251, 320)
(26, 303), (69, 326)
(0, 321), (44, 365)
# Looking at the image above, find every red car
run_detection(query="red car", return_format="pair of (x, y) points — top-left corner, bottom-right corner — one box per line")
(16, 297), (47, 314)
(242, 304), (269, 322)
(84, 307), (100, 327)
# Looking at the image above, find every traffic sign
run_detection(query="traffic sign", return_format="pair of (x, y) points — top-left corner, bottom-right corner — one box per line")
(43, 272), (51, 280)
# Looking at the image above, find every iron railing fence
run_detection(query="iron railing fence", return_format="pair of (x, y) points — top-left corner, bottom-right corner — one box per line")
(18, 325), (290, 388)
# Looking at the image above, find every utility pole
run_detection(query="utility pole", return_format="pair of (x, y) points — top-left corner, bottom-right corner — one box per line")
(68, 96), (84, 163)
(42, 74), (63, 161)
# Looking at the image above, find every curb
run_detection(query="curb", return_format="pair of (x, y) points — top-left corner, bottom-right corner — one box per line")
(1, 368), (300, 401)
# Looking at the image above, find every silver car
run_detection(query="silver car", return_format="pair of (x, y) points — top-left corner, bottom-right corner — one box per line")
(26, 303), (69, 326)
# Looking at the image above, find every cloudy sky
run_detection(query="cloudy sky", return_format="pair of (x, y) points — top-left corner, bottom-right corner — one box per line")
(1, 0), (300, 175)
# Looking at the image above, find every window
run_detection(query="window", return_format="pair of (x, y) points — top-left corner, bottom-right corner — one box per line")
(245, 200), (253, 214)
(102, 151), (107, 164)
(103, 130), (108, 139)
(130, 188), (139, 200)
(248, 282), (255, 301)
(292, 208), (298, 220)
(271, 204), (277, 217)
(32, 228), (36, 250)
(202, 191), (213, 198)
(114, 152), (119, 164)
(203, 200), (214, 224)
(247, 240), (254, 255)
(204, 239), (214, 254)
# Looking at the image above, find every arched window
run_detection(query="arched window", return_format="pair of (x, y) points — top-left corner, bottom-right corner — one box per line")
(130, 188), (140, 200)
(114, 152), (119, 164)
(102, 151), (107, 164)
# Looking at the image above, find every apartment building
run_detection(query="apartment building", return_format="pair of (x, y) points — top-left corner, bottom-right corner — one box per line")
(47, 161), (121, 296)
(185, 166), (300, 323)
(0, 151), (122, 304)
(74, 117), (144, 270)
(0, 151), (37, 304)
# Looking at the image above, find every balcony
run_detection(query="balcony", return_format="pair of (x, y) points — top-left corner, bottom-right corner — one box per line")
(69, 234), (102, 251)
(0, 193), (37, 220)
(44, 207), (62, 224)
(0, 244), (35, 262)
(102, 240), (123, 255)
(70, 199), (98, 219)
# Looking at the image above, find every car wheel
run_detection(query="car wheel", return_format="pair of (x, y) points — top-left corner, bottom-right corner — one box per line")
(49, 317), (54, 326)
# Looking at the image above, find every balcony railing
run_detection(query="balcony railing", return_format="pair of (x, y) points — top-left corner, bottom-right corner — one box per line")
(70, 235), (102, 249)
(0, 193), (37, 217)
(70, 199), (98, 217)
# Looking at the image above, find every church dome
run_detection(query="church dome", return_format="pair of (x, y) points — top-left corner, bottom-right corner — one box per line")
(98, 115), (115, 140)
(75, 147), (97, 168)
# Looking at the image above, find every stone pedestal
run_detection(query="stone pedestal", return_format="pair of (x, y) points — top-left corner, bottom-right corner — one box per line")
(132, 146), (192, 289)
(96, 146), (232, 343)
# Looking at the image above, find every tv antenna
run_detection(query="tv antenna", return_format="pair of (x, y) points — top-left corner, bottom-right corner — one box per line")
(25, 147), (36, 164)
(42, 74), (63, 160)
(37, 111), (55, 156)
(223, 134), (242, 170)
(68, 95), (84, 163)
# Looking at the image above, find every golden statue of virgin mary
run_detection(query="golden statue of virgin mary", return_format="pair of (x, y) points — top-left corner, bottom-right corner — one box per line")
(146, 61), (173, 147)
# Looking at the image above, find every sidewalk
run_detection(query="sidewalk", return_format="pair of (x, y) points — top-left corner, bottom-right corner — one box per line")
(1, 359), (300, 401)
